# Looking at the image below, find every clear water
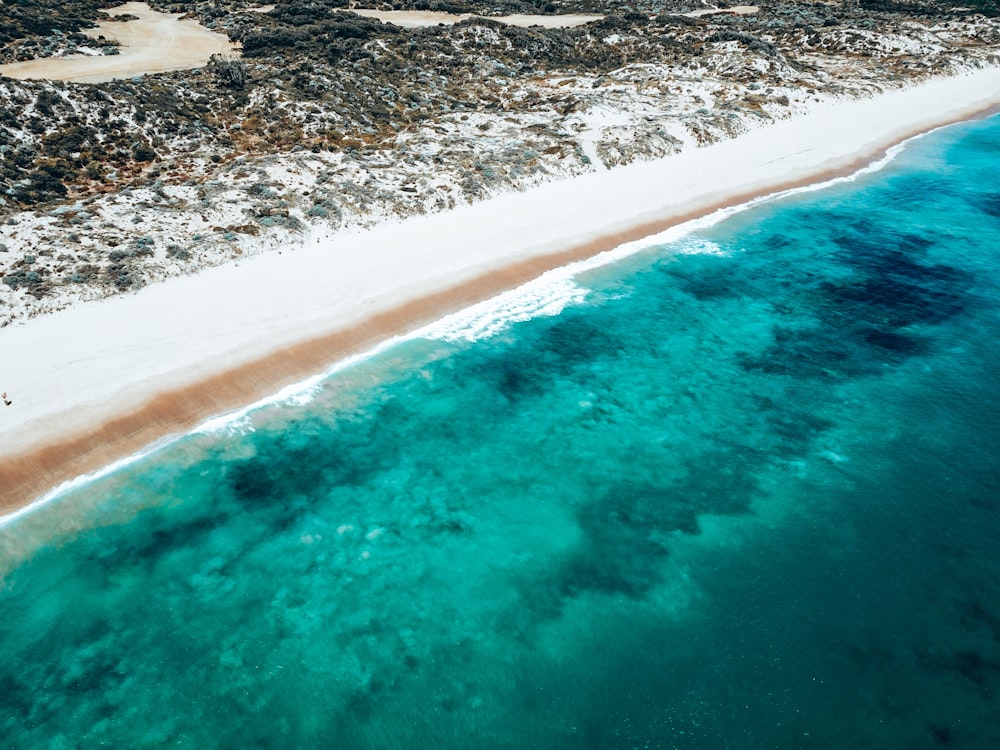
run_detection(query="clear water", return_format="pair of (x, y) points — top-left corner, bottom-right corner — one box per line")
(3, 116), (1000, 749)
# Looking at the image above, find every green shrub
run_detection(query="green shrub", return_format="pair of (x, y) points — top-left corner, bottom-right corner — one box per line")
(132, 143), (156, 162)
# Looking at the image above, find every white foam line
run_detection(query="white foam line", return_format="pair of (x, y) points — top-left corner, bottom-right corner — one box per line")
(192, 332), (414, 435)
(417, 134), (921, 346)
(417, 277), (589, 343)
(0, 437), (173, 529)
(0, 126), (940, 528)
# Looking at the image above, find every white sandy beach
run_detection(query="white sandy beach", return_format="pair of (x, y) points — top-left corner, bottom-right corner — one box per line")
(2, 67), (1000, 512)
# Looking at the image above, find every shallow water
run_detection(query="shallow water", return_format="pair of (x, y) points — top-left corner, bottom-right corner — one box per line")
(2, 116), (1000, 748)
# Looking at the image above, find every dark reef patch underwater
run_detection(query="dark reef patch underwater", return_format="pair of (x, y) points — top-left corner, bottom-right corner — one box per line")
(3, 115), (1000, 748)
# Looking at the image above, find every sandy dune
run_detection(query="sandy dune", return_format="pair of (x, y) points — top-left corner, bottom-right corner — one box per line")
(0, 2), (238, 83)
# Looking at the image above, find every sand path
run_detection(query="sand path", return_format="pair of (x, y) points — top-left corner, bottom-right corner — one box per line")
(346, 6), (756, 27)
(685, 6), (759, 18)
(0, 2), (238, 83)
(348, 9), (604, 28)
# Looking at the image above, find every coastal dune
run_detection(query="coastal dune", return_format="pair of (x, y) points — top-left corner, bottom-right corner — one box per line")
(2, 68), (1000, 518)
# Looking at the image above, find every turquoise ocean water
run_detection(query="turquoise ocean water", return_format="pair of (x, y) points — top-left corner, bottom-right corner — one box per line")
(3, 115), (1000, 748)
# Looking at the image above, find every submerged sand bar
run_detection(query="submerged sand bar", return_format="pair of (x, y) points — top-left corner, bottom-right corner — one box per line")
(0, 1), (238, 83)
(2, 69), (1000, 516)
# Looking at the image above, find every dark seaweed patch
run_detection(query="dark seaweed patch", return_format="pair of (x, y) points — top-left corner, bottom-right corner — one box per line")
(741, 324), (859, 379)
(230, 460), (278, 503)
(669, 266), (742, 300)
(976, 192), (1000, 218)
(763, 404), (836, 450)
(918, 648), (1000, 689)
(226, 405), (405, 520)
(862, 327), (926, 354)
(841, 253), (969, 323)
(65, 650), (126, 696)
(559, 483), (675, 598)
(138, 514), (223, 561)
(960, 599), (1000, 643)
(554, 447), (761, 601)
(470, 354), (546, 401)
(825, 275), (959, 327)
(953, 650), (1000, 688)
(969, 495), (999, 511)
(76, 509), (227, 576)
(825, 251), (969, 327)
(763, 233), (795, 251)
(930, 725), (954, 745)
(663, 256), (745, 301)
(0, 674), (33, 719)
(536, 316), (618, 366)
(467, 315), (617, 403)
(743, 224), (972, 380)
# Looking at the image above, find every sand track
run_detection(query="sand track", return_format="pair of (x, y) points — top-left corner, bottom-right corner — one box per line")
(0, 2), (238, 83)
(345, 6), (757, 28)
(347, 9), (604, 29)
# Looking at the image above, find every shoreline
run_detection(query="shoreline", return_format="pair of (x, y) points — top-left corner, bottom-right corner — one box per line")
(3, 68), (1000, 520)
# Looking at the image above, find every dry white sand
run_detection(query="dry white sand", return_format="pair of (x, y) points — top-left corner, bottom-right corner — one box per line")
(2, 68), (1000, 512)
(0, 1), (238, 83)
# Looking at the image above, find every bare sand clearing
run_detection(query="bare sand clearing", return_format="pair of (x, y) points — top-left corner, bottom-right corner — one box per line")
(348, 9), (604, 28)
(685, 6), (759, 18)
(2, 69), (1000, 518)
(0, 1), (238, 83)
(346, 6), (755, 26)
